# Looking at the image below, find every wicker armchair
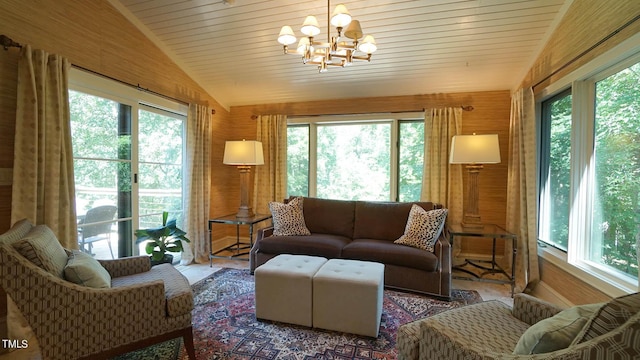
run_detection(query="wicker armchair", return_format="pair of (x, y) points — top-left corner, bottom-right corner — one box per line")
(397, 292), (640, 359)
(0, 219), (196, 360)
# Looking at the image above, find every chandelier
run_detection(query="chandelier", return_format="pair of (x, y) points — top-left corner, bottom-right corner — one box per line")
(277, 1), (377, 73)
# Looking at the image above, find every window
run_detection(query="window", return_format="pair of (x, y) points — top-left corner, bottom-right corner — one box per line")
(70, 69), (187, 260)
(539, 89), (572, 251)
(287, 114), (424, 201)
(538, 55), (640, 293)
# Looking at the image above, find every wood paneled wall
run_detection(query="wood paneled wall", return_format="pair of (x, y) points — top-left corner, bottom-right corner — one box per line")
(521, 0), (640, 303)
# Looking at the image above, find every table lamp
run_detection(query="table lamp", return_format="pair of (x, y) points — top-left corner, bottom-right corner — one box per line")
(449, 134), (501, 228)
(223, 140), (264, 218)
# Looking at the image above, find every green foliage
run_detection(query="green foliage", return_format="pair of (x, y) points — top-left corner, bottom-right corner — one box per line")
(134, 211), (190, 261)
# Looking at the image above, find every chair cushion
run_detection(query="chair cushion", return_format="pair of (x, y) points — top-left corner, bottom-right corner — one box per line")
(12, 225), (68, 278)
(0, 219), (34, 245)
(269, 196), (311, 236)
(574, 292), (640, 343)
(111, 263), (193, 317)
(513, 302), (602, 354)
(64, 251), (112, 288)
(394, 205), (447, 252)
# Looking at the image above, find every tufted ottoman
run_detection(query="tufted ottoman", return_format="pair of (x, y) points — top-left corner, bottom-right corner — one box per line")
(254, 254), (327, 326)
(313, 259), (385, 337)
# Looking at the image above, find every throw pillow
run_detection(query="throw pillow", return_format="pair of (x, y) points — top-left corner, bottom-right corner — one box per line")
(513, 302), (603, 355)
(12, 225), (69, 278)
(394, 205), (448, 252)
(268, 196), (311, 236)
(573, 292), (640, 343)
(64, 250), (112, 288)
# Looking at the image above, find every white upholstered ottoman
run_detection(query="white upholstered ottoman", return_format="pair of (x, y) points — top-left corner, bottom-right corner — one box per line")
(254, 254), (327, 327)
(313, 259), (385, 337)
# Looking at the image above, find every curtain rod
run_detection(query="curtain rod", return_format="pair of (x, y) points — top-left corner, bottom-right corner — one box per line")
(532, 13), (640, 90)
(0, 34), (22, 50)
(250, 106), (474, 120)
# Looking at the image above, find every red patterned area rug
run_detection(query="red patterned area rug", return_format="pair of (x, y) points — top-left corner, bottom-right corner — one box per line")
(173, 268), (482, 360)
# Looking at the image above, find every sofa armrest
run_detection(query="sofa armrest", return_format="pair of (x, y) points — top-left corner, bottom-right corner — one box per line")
(250, 226), (274, 273)
(512, 293), (563, 325)
(433, 233), (452, 299)
(98, 255), (152, 278)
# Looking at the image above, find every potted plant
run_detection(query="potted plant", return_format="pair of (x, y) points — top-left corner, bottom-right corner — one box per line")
(134, 211), (190, 266)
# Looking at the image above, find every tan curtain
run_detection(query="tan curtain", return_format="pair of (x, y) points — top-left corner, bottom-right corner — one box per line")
(506, 87), (539, 293)
(11, 45), (77, 246)
(421, 107), (463, 221)
(183, 104), (212, 264)
(421, 107), (463, 258)
(253, 114), (287, 214)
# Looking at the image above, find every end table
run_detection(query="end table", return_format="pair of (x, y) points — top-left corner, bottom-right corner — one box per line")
(447, 223), (517, 296)
(208, 213), (272, 266)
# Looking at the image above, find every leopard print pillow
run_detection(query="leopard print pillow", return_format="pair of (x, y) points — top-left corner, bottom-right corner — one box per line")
(394, 205), (448, 252)
(268, 196), (311, 236)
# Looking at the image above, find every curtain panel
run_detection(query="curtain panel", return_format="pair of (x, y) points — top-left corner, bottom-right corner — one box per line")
(183, 104), (212, 264)
(253, 115), (287, 214)
(11, 45), (77, 246)
(421, 107), (463, 221)
(506, 87), (539, 293)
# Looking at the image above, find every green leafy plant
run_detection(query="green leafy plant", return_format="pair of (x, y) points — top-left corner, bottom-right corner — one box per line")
(134, 211), (190, 261)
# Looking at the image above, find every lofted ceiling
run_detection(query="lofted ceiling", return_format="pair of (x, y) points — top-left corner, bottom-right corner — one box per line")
(110, 0), (571, 109)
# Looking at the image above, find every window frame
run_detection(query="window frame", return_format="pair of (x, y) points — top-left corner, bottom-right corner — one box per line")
(536, 32), (640, 297)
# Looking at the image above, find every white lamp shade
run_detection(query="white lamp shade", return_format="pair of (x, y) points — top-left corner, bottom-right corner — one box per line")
(330, 4), (352, 28)
(301, 15), (320, 36)
(223, 140), (265, 165)
(358, 35), (377, 53)
(344, 20), (363, 40)
(278, 26), (296, 45)
(449, 134), (501, 164)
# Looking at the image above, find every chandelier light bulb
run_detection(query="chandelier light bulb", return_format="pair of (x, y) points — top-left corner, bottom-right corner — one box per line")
(358, 35), (377, 54)
(301, 16), (321, 36)
(277, 26), (296, 45)
(330, 4), (352, 28)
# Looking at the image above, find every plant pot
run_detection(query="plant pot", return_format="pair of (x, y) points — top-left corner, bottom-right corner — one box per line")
(150, 254), (174, 266)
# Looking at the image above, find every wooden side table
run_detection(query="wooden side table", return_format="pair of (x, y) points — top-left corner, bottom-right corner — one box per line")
(208, 213), (272, 266)
(447, 223), (517, 296)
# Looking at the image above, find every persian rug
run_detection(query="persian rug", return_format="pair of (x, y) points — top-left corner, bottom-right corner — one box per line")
(118, 268), (482, 359)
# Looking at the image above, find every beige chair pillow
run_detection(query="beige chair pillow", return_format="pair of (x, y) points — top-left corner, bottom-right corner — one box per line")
(12, 225), (68, 278)
(64, 251), (112, 288)
(268, 196), (311, 236)
(394, 205), (448, 252)
(513, 302), (603, 354)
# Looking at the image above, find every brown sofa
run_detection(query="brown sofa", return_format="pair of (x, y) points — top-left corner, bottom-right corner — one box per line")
(249, 197), (452, 300)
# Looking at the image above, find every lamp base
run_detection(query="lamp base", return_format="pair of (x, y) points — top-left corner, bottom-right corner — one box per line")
(236, 206), (254, 219)
(461, 214), (484, 229)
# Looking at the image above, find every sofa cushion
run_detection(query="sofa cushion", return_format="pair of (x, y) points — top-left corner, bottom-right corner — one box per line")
(513, 303), (602, 354)
(111, 263), (193, 317)
(64, 250), (112, 288)
(353, 201), (439, 241)
(258, 234), (350, 259)
(302, 197), (355, 238)
(342, 239), (439, 272)
(12, 225), (68, 278)
(269, 196), (311, 236)
(574, 292), (640, 343)
(394, 205), (448, 252)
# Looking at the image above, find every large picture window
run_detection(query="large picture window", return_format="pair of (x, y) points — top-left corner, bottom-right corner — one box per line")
(287, 115), (424, 201)
(538, 56), (640, 292)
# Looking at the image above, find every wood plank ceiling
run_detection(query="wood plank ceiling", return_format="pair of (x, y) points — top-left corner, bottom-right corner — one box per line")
(110, 0), (570, 109)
